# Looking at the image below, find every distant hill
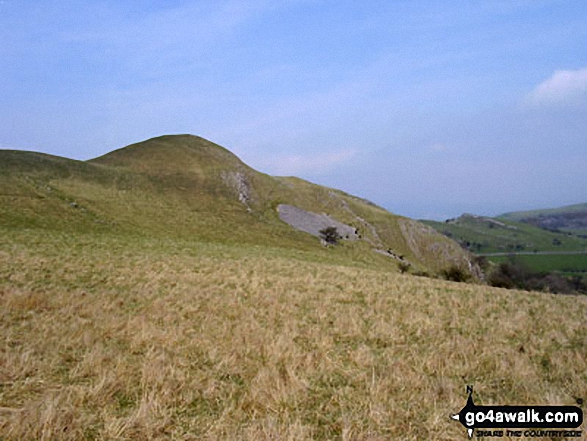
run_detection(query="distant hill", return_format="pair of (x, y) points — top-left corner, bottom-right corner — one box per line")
(421, 213), (587, 255)
(499, 203), (587, 236)
(0, 134), (477, 277)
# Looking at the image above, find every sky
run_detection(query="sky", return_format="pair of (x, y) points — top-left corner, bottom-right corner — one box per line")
(1, 0), (586, 220)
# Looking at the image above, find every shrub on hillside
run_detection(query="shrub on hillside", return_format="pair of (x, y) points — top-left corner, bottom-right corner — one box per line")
(440, 265), (470, 282)
(472, 255), (489, 271)
(487, 259), (529, 290)
(319, 226), (340, 245)
(536, 274), (572, 294)
(570, 275), (587, 293)
(397, 261), (411, 274)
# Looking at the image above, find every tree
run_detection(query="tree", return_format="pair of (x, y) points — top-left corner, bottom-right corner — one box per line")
(319, 226), (340, 245)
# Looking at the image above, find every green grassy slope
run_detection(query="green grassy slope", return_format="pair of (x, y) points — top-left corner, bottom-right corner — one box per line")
(0, 135), (475, 276)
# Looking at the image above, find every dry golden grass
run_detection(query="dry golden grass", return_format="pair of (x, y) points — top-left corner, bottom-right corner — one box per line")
(0, 231), (585, 440)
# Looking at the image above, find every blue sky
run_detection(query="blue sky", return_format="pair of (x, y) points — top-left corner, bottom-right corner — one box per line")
(1, 0), (586, 219)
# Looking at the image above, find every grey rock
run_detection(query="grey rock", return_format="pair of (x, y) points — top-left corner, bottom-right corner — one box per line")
(277, 204), (358, 240)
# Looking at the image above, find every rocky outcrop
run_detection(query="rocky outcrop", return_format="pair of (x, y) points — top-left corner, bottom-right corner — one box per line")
(221, 170), (251, 207)
(277, 204), (359, 240)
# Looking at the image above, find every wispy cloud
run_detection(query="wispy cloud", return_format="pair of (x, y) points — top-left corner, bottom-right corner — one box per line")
(59, 1), (279, 76)
(525, 67), (587, 107)
(253, 149), (357, 176)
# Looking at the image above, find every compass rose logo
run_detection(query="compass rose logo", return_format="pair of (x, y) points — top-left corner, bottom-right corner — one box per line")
(450, 385), (583, 439)
(451, 385), (477, 439)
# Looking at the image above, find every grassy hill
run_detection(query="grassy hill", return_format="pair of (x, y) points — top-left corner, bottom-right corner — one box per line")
(0, 134), (475, 276)
(500, 203), (587, 236)
(500, 202), (587, 221)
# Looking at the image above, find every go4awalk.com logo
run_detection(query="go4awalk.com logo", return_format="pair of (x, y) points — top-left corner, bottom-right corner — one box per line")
(451, 386), (583, 439)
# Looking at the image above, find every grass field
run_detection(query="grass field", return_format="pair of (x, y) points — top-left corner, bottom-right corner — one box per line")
(488, 253), (587, 275)
(1, 228), (585, 440)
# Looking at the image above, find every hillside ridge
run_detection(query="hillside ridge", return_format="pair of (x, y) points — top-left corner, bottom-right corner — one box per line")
(1, 134), (478, 277)
(500, 202), (587, 220)
(499, 203), (587, 235)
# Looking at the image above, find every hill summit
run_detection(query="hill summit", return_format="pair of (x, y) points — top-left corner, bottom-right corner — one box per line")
(0, 134), (478, 276)
(91, 135), (249, 176)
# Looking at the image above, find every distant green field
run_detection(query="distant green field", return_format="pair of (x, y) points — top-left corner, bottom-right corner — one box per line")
(488, 253), (587, 274)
